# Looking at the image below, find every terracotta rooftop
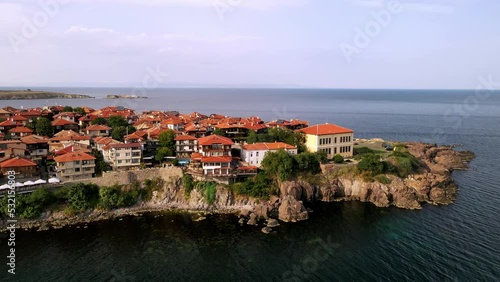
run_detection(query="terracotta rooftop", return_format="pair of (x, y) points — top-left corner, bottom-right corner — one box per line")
(20, 135), (49, 144)
(54, 151), (96, 163)
(0, 157), (37, 168)
(175, 135), (198, 141)
(298, 123), (354, 136)
(85, 124), (112, 131)
(201, 156), (232, 163)
(51, 118), (78, 126)
(9, 126), (33, 133)
(197, 135), (234, 146)
(242, 142), (297, 151)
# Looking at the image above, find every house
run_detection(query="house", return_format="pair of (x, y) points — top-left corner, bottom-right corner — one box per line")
(102, 143), (142, 170)
(0, 119), (23, 134)
(298, 123), (354, 159)
(20, 135), (50, 160)
(54, 151), (96, 181)
(0, 157), (38, 178)
(241, 142), (298, 167)
(84, 124), (112, 137)
(51, 118), (79, 133)
(197, 135), (234, 177)
(9, 126), (33, 139)
(0, 140), (28, 163)
(49, 130), (90, 151)
(93, 136), (121, 152)
(0, 108), (11, 120)
(175, 135), (198, 160)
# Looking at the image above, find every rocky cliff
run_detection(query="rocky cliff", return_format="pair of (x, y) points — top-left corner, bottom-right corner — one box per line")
(0, 90), (92, 100)
(7, 143), (474, 231)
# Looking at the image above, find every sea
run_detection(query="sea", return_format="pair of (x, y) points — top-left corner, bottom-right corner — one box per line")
(1, 88), (499, 282)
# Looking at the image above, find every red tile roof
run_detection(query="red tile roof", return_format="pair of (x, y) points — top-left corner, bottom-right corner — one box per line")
(0, 157), (37, 168)
(175, 135), (198, 141)
(12, 115), (28, 121)
(197, 135), (234, 146)
(0, 119), (22, 127)
(242, 142), (297, 151)
(50, 130), (90, 141)
(190, 153), (203, 160)
(53, 145), (91, 156)
(298, 123), (354, 136)
(51, 119), (78, 126)
(85, 124), (112, 131)
(20, 135), (49, 144)
(9, 126), (33, 133)
(54, 152), (96, 163)
(201, 156), (232, 163)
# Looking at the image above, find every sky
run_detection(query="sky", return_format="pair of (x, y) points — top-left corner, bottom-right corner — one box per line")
(0, 0), (499, 89)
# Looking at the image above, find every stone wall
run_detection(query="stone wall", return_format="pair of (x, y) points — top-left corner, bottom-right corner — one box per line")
(73, 167), (183, 187)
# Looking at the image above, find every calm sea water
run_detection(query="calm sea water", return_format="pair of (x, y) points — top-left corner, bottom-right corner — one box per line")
(1, 88), (500, 281)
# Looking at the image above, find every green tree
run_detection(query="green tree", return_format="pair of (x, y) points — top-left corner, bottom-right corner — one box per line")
(333, 154), (344, 164)
(74, 107), (86, 116)
(183, 174), (195, 196)
(35, 117), (53, 137)
(155, 147), (172, 162)
(91, 117), (108, 125)
(261, 149), (295, 185)
(212, 128), (226, 137)
(108, 115), (128, 128)
(99, 186), (120, 210)
(293, 152), (322, 174)
(62, 106), (73, 112)
(111, 126), (129, 141)
(66, 183), (99, 212)
(357, 154), (384, 176)
(92, 149), (111, 174)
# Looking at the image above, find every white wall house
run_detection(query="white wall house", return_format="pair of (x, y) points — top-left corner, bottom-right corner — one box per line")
(241, 142), (297, 167)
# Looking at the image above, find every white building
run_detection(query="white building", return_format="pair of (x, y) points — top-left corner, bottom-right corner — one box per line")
(241, 142), (297, 167)
(102, 143), (142, 170)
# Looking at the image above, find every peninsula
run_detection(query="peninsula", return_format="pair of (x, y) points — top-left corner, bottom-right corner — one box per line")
(0, 104), (475, 232)
(0, 90), (92, 100)
(105, 94), (147, 99)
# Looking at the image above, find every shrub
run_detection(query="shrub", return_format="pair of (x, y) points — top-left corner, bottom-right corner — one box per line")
(333, 154), (344, 164)
(232, 172), (271, 199)
(354, 147), (374, 155)
(197, 181), (217, 205)
(374, 175), (392, 184)
(357, 154), (384, 176)
(142, 177), (165, 201)
(183, 174), (195, 197)
(66, 183), (99, 213)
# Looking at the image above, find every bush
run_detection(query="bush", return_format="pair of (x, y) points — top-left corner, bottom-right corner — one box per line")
(198, 181), (217, 205)
(142, 177), (164, 201)
(232, 172), (271, 199)
(66, 183), (99, 213)
(357, 154), (384, 176)
(183, 174), (195, 197)
(333, 154), (344, 164)
(374, 175), (392, 184)
(354, 147), (374, 155)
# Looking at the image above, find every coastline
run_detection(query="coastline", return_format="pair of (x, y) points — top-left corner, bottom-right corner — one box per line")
(0, 90), (93, 100)
(1, 141), (475, 233)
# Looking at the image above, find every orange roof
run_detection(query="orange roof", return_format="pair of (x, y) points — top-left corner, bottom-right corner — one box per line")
(50, 130), (90, 141)
(51, 119), (77, 126)
(237, 166), (258, 171)
(9, 126), (33, 133)
(86, 124), (112, 131)
(242, 142), (297, 151)
(20, 135), (49, 144)
(191, 153), (203, 160)
(53, 145), (91, 156)
(175, 135), (197, 141)
(201, 156), (232, 163)
(198, 135), (234, 146)
(12, 115), (28, 121)
(298, 123), (354, 136)
(0, 119), (21, 127)
(0, 157), (37, 168)
(54, 152), (95, 163)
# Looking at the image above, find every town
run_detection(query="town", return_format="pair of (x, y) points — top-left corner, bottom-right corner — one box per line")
(0, 105), (354, 188)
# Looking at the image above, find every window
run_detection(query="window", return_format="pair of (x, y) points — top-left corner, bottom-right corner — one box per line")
(334, 147), (337, 154)
(256, 152), (259, 157)
(250, 152), (253, 157)
(329, 138), (332, 144)
(74, 168), (80, 172)
(115, 153), (120, 157)
(126, 153), (131, 156)
(75, 161), (80, 165)
(335, 137), (337, 143)
(118, 160), (123, 164)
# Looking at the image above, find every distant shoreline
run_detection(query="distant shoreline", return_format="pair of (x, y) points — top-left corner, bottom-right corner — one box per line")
(0, 90), (93, 100)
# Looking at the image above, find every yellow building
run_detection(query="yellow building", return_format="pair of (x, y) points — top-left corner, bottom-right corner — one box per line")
(298, 123), (354, 159)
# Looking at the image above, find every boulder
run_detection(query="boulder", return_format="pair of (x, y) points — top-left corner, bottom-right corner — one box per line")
(278, 196), (309, 222)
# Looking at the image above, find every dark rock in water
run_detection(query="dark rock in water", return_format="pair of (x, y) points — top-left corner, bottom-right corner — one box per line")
(261, 227), (273, 234)
(247, 213), (258, 226)
(266, 218), (280, 228)
(278, 196), (309, 222)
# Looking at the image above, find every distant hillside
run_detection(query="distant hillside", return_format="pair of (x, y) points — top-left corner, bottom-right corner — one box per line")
(0, 90), (93, 100)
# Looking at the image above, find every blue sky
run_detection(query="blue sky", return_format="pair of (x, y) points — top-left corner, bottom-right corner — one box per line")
(0, 0), (498, 89)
